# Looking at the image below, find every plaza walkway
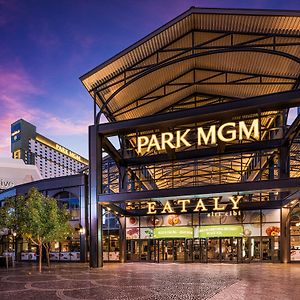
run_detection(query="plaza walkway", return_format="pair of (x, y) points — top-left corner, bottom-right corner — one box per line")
(0, 262), (299, 299)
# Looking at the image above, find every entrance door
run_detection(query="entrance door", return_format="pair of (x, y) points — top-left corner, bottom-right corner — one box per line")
(207, 238), (220, 262)
(185, 239), (193, 262)
(200, 239), (208, 262)
(156, 239), (191, 262)
(261, 237), (273, 261)
(243, 237), (261, 261)
(140, 240), (155, 262)
(221, 238), (240, 262)
(157, 240), (173, 262)
(126, 240), (139, 261)
(174, 239), (185, 262)
(193, 239), (200, 262)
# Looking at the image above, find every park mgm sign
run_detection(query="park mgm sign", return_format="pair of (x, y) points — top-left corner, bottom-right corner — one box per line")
(137, 119), (259, 154)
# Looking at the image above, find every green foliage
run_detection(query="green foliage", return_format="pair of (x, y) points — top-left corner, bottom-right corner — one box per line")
(0, 195), (27, 234)
(0, 188), (73, 246)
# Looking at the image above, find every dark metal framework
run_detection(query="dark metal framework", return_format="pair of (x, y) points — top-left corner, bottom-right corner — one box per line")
(82, 8), (300, 267)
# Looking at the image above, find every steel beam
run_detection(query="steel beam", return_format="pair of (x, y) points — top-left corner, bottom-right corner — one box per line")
(98, 177), (300, 203)
(125, 139), (282, 166)
(284, 114), (300, 145)
(102, 136), (123, 166)
(97, 90), (300, 135)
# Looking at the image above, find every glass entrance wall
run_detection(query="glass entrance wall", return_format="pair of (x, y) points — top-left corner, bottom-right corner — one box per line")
(290, 205), (300, 261)
(125, 208), (281, 263)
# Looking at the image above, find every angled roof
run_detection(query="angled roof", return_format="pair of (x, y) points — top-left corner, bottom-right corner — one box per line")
(81, 7), (300, 121)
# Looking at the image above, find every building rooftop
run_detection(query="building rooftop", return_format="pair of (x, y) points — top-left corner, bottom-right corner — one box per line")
(81, 7), (300, 122)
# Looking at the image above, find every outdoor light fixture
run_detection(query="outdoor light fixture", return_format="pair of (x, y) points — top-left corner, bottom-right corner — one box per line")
(296, 222), (300, 227)
(76, 224), (85, 234)
(79, 224), (85, 234)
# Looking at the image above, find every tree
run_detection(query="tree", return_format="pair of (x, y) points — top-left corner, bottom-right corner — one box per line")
(0, 195), (27, 258)
(0, 188), (73, 272)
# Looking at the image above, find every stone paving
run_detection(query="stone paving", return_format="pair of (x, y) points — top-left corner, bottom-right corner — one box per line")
(0, 262), (300, 299)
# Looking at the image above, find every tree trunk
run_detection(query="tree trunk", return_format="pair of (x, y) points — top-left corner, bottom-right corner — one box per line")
(38, 243), (42, 273)
(45, 244), (50, 268)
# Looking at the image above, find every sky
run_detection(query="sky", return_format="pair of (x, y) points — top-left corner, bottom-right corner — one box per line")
(1, 0), (300, 159)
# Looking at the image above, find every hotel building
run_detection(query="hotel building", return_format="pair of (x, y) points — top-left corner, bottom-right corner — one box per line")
(81, 7), (300, 266)
(11, 119), (88, 178)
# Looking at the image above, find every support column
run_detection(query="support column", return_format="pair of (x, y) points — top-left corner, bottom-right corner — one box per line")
(79, 180), (88, 262)
(119, 164), (127, 263)
(279, 145), (290, 263)
(281, 207), (290, 263)
(119, 217), (126, 263)
(268, 157), (275, 201)
(89, 125), (103, 268)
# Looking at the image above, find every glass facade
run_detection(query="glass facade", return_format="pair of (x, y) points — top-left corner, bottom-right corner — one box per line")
(125, 209), (280, 263)
(290, 205), (300, 261)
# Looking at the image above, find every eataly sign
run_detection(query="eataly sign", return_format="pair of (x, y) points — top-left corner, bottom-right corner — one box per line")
(147, 196), (242, 214)
(137, 119), (259, 153)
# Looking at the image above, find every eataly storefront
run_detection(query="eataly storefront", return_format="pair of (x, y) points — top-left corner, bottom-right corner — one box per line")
(80, 8), (300, 267)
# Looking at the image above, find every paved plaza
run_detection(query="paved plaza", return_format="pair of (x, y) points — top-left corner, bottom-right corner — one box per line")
(0, 262), (299, 299)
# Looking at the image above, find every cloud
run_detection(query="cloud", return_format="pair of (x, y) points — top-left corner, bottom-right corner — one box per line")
(38, 115), (89, 136)
(0, 64), (90, 158)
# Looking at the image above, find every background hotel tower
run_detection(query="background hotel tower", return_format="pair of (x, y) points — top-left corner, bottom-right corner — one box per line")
(11, 119), (88, 178)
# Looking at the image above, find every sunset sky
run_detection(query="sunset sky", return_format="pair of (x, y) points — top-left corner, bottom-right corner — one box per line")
(1, 0), (300, 158)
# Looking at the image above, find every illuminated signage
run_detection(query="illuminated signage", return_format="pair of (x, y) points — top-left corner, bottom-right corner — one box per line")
(35, 135), (88, 165)
(0, 178), (15, 190)
(11, 123), (21, 143)
(55, 144), (82, 162)
(11, 129), (20, 137)
(198, 225), (244, 238)
(147, 196), (242, 215)
(137, 119), (259, 153)
(153, 227), (193, 238)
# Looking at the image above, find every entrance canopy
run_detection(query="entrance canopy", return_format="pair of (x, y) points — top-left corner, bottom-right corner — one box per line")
(81, 7), (300, 122)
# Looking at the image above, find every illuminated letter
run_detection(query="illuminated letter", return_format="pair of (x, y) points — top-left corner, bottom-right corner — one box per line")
(137, 136), (149, 153)
(217, 122), (236, 142)
(147, 134), (161, 152)
(229, 195), (242, 210)
(198, 125), (216, 145)
(239, 119), (259, 141)
(193, 199), (208, 212)
(176, 129), (191, 148)
(213, 197), (225, 211)
(178, 199), (190, 213)
(162, 201), (175, 214)
(161, 132), (175, 150)
(147, 202), (157, 214)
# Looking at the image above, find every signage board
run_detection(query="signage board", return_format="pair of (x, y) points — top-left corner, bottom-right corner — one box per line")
(11, 123), (21, 144)
(153, 227), (193, 238)
(199, 225), (244, 238)
(0, 178), (15, 190)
